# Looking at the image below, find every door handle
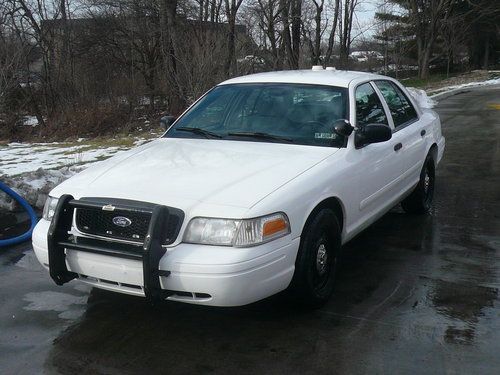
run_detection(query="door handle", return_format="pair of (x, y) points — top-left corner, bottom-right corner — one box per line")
(420, 129), (426, 137)
(394, 143), (402, 151)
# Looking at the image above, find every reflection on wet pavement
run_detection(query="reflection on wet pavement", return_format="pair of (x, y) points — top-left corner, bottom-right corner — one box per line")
(23, 291), (88, 320)
(0, 86), (499, 374)
(0, 209), (31, 240)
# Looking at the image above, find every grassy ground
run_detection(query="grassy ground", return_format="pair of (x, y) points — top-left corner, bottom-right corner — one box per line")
(60, 128), (163, 153)
(402, 73), (459, 88)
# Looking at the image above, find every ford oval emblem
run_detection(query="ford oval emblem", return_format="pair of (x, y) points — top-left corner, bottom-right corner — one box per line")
(112, 216), (132, 227)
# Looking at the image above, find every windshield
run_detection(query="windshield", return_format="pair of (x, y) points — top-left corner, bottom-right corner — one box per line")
(165, 83), (348, 147)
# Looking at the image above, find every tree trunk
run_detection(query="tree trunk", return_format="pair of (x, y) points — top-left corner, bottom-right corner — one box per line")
(419, 47), (432, 79)
(280, 0), (293, 69)
(483, 37), (489, 70)
(225, 16), (236, 75)
(338, 0), (355, 69)
(311, 0), (323, 65)
(261, 2), (281, 70)
(324, 0), (340, 66)
(160, 0), (185, 114)
(290, 0), (302, 69)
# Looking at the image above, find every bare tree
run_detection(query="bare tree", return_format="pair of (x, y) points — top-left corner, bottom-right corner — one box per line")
(338, 0), (358, 68)
(1, 0), (66, 123)
(0, 17), (28, 119)
(224, 0), (244, 75)
(254, 0), (284, 69)
(410, 0), (456, 78)
(439, 5), (468, 77)
(304, 0), (325, 65)
(324, 0), (340, 66)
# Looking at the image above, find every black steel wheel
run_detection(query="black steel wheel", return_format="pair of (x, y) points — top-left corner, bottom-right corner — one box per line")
(402, 154), (435, 214)
(289, 209), (341, 307)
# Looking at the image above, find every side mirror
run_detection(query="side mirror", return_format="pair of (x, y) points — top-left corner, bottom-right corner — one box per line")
(160, 115), (176, 130)
(333, 119), (354, 137)
(355, 124), (392, 148)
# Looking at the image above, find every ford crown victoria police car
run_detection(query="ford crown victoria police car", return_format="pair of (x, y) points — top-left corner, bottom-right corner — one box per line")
(33, 68), (445, 307)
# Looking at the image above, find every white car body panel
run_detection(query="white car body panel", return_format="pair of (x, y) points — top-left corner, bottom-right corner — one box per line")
(33, 69), (445, 306)
(50, 138), (339, 219)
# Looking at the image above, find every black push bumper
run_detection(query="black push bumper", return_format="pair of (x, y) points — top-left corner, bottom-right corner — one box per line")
(47, 195), (177, 300)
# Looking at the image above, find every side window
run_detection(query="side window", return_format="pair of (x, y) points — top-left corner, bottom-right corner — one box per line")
(355, 83), (388, 128)
(374, 81), (418, 128)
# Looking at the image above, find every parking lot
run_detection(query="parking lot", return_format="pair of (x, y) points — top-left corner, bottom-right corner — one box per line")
(1, 86), (499, 375)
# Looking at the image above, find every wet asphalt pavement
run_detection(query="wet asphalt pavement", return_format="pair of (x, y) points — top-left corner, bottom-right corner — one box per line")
(1, 86), (499, 375)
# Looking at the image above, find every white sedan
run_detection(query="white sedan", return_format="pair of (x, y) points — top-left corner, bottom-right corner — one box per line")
(33, 68), (445, 307)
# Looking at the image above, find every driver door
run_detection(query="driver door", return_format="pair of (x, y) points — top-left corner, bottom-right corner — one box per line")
(349, 82), (405, 232)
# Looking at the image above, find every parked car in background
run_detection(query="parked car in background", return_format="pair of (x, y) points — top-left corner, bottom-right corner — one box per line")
(33, 68), (445, 307)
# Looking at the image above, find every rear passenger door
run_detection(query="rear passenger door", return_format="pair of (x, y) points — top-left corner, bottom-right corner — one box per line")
(373, 80), (427, 192)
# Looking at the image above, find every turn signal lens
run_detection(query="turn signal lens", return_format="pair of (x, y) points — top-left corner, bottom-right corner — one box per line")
(233, 213), (290, 247)
(263, 217), (288, 237)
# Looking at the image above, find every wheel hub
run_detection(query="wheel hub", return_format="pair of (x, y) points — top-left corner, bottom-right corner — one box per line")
(316, 244), (328, 275)
(424, 171), (430, 193)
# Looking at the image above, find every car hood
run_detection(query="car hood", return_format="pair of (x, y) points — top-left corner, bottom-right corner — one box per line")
(52, 138), (339, 210)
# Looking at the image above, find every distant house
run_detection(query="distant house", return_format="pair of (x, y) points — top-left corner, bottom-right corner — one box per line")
(350, 51), (384, 62)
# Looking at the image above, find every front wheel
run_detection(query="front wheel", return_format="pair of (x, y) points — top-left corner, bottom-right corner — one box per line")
(402, 154), (435, 214)
(289, 209), (341, 307)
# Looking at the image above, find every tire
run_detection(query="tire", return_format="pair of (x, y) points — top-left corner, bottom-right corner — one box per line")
(289, 209), (341, 308)
(401, 154), (435, 214)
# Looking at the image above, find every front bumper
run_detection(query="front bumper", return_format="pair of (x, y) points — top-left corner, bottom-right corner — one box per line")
(33, 217), (299, 307)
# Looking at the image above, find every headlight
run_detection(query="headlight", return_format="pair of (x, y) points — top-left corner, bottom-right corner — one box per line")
(183, 212), (290, 247)
(42, 196), (59, 221)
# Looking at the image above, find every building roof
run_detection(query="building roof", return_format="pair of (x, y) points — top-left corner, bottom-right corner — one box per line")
(219, 69), (385, 88)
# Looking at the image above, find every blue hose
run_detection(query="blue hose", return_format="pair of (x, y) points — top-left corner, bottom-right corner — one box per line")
(0, 180), (38, 247)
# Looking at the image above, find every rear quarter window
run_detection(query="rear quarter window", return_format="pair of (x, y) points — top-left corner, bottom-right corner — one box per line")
(374, 80), (418, 128)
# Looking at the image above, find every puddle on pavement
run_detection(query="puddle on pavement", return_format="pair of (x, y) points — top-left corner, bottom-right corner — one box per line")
(14, 251), (93, 321)
(23, 291), (88, 320)
(428, 278), (498, 345)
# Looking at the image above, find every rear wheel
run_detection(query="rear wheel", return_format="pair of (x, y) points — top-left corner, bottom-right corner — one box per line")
(402, 154), (435, 214)
(289, 209), (341, 307)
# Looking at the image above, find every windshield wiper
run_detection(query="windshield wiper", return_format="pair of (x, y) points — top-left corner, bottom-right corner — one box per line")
(227, 132), (293, 143)
(175, 127), (223, 139)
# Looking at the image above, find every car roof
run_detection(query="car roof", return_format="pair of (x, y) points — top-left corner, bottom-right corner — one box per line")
(219, 69), (387, 88)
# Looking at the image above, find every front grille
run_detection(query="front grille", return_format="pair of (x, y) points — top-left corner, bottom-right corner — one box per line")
(76, 209), (151, 242)
(74, 198), (184, 245)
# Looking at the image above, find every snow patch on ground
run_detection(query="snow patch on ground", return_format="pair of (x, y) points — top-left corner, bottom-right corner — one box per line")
(0, 135), (157, 209)
(403, 76), (500, 109)
(0, 138), (152, 209)
(407, 87), (437, 109)
(429, 78), (500, 96)
(1, 166), (82, 210)
(0, 142), (126, 176)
